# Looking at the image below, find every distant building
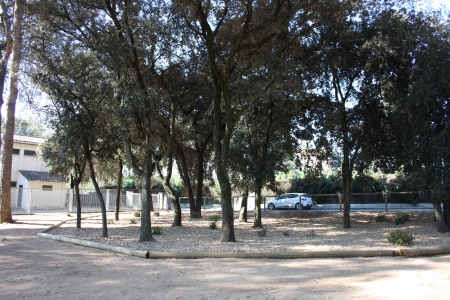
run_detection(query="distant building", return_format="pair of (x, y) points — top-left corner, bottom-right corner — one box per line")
(12, 135), (67, 210)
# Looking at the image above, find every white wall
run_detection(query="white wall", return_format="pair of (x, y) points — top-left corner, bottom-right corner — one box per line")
(12, 141), (49, 183)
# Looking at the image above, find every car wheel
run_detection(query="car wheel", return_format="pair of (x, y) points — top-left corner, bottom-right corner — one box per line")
(307, 206), (312, 210)
(295, 203), (300, 210)
(268, 203), (275, 210)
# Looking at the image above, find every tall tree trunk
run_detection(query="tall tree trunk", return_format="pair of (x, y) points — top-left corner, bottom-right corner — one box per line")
(83, 139), (108, 238)
(194, 146), (205, 218)
(341, 101), (352, 229)
(239, 187), (248, 223)
(254, 181), (264, 228)
(124, 134), (153, 241)
(0, 0), (23, 223)
(443, 195), (450, 228)
(432, 194), (450, 233)
(140, 171), (154, 241)
(213, 81), (236, 242)
(115, 158), (123, 221)
(74, 178), (82, 228)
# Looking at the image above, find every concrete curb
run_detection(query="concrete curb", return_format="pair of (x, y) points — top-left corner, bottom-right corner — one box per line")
(37, 217), (450, 259)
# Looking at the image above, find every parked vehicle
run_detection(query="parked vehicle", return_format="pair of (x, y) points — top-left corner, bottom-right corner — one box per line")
(266, 193), (313, 210)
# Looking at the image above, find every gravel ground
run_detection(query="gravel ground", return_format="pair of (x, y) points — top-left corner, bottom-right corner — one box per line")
(48, 210), (450, 253)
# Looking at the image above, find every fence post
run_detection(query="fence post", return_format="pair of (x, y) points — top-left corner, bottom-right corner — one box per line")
(27, 188), (32, 214)
(337, 192), (342, 212)
(106, 189), (110, 211)
(69, 189), (74, 212)
(384, 192), (389, 212)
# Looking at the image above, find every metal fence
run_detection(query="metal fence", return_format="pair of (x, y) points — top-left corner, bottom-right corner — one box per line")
(11, 188), (170, 214)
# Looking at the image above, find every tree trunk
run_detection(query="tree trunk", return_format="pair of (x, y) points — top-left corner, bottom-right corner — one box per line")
(74, 179), (82, 228)
(115, 158), (123, 221)
(443, 195), (450, 228)
(171, 195), (182, 227)
(254, 182), (264, 228)
(193, 147), (205, 218)
(239, 187), (248, 223)
(123, 134), (153, 241)
(340, 99), (352, 229)
(0, 0), (23, 223)
(140, 172), (154, 241)
(433, 196), (450, 233)
(83, 140), (108, 238)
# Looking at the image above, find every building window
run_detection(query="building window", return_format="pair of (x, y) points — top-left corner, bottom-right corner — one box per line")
(24, 150), (37, 156)
(42, 185), (53, 191)
(11, 181), (17, 188)
(13, 149), (20, 155)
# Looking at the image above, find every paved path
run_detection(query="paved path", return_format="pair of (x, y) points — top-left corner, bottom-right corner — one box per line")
(1, 214), (450, 299)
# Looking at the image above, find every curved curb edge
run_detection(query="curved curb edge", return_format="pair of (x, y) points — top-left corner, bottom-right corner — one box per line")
(37, 219), (450, 259)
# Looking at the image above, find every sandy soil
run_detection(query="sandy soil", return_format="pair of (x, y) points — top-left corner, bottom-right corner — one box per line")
(1, 212), (450, 300)
(50, 210), (450, 253)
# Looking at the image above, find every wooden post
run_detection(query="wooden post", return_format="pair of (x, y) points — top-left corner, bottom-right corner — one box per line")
(338, 192), (342, 212)
(384, 192), (389, 212)
(68, 189), (74, 212)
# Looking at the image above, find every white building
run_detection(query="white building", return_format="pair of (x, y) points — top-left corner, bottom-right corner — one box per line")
(11, 135), (67, 211)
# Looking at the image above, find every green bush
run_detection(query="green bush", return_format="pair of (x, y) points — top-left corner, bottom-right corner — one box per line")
(130, 218), (137, 224)
(208, 215), (221, 222)
(133, 210), (141, 217)
(387, 229), (414, 246)
(395, 213), (411, 225)
(153, 211), (160, 217)
(375, 214), (389, 223)
(209, 221), (217, 229)
(152, 226), (162, 235)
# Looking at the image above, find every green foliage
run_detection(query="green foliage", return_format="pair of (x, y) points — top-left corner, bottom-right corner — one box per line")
(208, 215), (221, 222)
(153, 211), (160, 217)
(130, 218), (138, 224)
(133, 210), (141, 217)
(375, 214), (389, 222)
(14, 118), (44, 137)
(209, 221), (217, 229)
(152, 226), (162, 235)
(395, 214), (411, 225)
(387, 229), (414, 246)
(123, 179), (136, 189)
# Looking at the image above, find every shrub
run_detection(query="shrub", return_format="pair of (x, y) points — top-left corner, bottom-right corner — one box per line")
(209, 221), (217, 229)
(153, 211), (160, 217)
(208, 215), (221, 222)
(152, 226), (162, 235)
(130, 218), (137, 224)
(395, 213), (411, 225)
(133, 210), (141, 217)
(375, 214), (389, 223)
(387, 229), (414, 246)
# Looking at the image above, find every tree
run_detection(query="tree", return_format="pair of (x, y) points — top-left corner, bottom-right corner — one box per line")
(13, 118), (43, 136)
(174, 0), (318, 242)
(0, 0), (24, 223)
(41, 134), (87, 228)
(364, 8), (450, 232)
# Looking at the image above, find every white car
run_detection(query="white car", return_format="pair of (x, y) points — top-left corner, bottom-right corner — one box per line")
(266, 193), (313, 210)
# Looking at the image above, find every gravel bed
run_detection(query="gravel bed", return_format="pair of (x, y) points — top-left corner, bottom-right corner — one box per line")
(49, 211), (450, 253)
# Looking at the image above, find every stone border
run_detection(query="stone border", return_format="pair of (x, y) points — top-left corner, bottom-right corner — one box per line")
(37, 219), (450, 259)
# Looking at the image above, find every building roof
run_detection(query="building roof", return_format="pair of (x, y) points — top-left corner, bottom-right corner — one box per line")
(13, 135), (46, 145)
(18, 170), (67, 183)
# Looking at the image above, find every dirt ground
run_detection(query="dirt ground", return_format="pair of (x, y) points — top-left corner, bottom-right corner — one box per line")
(1, 212), (450, 300)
